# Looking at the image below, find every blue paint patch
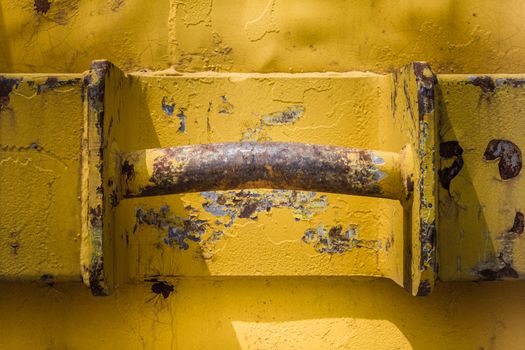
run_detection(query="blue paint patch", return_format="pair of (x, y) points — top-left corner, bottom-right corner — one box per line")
(200, 190), (328, 226)
(177, 110), (186, 132)
(134, 206), (208, 250)
(162, 96), (175, 116)
(372, 154), (385, 165)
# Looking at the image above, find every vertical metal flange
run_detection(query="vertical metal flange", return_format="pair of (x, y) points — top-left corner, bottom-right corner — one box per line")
(81, 60), (113, 296)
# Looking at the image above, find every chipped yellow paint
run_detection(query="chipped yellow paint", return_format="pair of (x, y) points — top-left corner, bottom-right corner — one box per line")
(2, 1), (525, 349)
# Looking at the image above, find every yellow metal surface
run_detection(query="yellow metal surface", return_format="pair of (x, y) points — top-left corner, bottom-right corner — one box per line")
(107, 70), (406, 287)
(1, 1), (525, 349)
(0, 74), (83, 281)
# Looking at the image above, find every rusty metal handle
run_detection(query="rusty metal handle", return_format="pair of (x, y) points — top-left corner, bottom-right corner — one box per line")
(120, 142), (406, 200)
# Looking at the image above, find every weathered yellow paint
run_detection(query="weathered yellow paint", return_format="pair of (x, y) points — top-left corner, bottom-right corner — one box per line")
(2, 1), (525, 349)
(3, 1), (525, 74)
(0, 74), (83, 281)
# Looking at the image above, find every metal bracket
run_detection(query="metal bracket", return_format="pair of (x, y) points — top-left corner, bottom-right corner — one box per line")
(80, 61), (437, 296)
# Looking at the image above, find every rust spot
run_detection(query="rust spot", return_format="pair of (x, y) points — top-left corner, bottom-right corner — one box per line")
(468, 76), (495, 93)
(405, 175), (414, 200)
(510, 212), (524, 234)
(132, 142), (387, 199)
(89, 257), (106, 296)
(121, 160), (135, 182)
(413, 62), (435, 118)
(37, 77), (81, 94)
(147, 279), (175, 299)
(474, 213), (523, 281)
(479, 262), (518, 281)
(0, 77), (21, 111)
(34, 0), (51, 14)
(439, 141), (464, 190)
(110, 188), (119, 208)
(416, 280), (432, 296)
(419, 219), (436, 271)
(88, 205), (103, 229)
(483, 139), (522, 180)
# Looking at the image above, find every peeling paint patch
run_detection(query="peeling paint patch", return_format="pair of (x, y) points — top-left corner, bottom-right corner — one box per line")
(87, 257), (106, 296)
(200, 231), (225, 260)
(121, 159), (136, 183)
(241, 106), (305, 141)
(416, 280), (431, 296)
(0, 77), (21, 111)
(413, 62), (435, 117)
(439, 141), (464, 190)
(473, 212), (523, 280)
(36, 77), (81, 94)
(467, 76), (495, 93)
(302, 224), (381, 254)
(483, 139), (522, 180)
(161, 96), (175, 116)
(495, 78), (525, 88)
(177, 109), (186, 132)
(201, 190), (328, 227)
(135, 206), (207, 250)
(261, 106), (305, 125)
(244, 0), (279, 41)
(419, 220), (436, 270)
(218, 95), (234, 114)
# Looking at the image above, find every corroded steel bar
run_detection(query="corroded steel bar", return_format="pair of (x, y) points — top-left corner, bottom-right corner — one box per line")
(120, 142), (403, 199)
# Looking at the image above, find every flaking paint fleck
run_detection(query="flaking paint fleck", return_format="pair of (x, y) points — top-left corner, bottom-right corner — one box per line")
(473, 212), (523, 280)
(134, 206), (207, 250)
(218, 95), (234, 114)
(161, 96), (175, 116)
(302, 224), (381, 254)
(201, 190), (328, 227)
(241, 106), (304, 141)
